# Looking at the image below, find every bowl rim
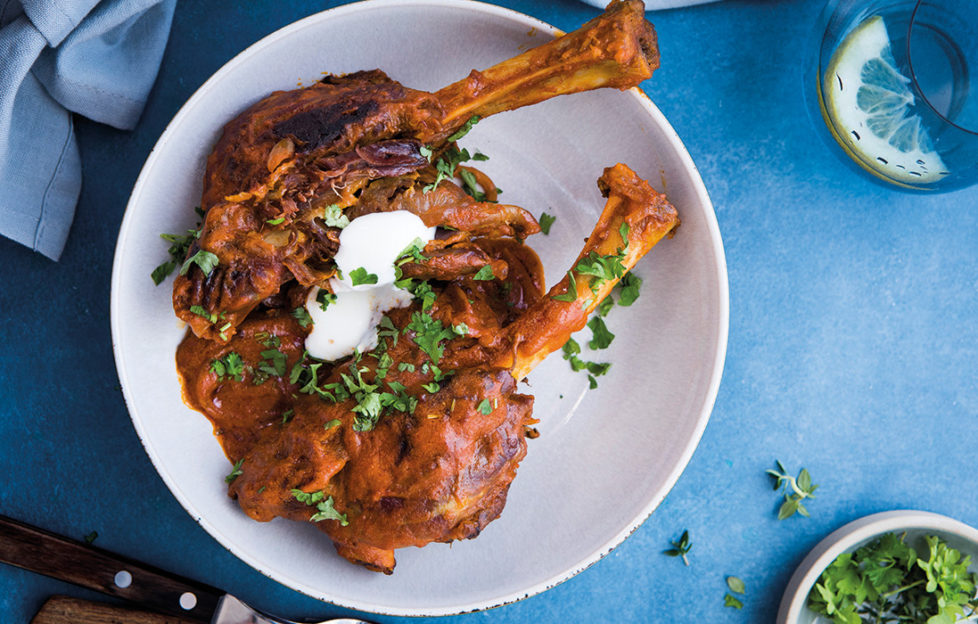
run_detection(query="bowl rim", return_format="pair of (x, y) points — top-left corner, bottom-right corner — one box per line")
(777, 510), (978, 624)
(111, 0), (729, 615)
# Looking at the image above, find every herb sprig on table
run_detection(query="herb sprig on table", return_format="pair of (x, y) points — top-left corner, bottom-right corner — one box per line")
(767, 460), (818, 520)
(808, 532), (978, 624)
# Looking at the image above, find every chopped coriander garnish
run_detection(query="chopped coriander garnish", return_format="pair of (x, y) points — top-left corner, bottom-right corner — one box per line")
(477, 398), (492, 415)
(324, 419), (341, 429)
(292, 307), (313, 328)
(596, 295), (615, 317)
(257, 349), (288, 378)
(723, 594), (744, 610)
(452, 323), (469, 336)
(281, 409), (294, 424)
(397, 362), (415, 373)
(322, 204), (350, 229)
(422, 382), (440, 393)
(266, 216), (285, 225)
(210, 352), (245, 382)
(189, 305), (217, 324)
(539, 212), (556, 235)
(618, 272), (642, 306)
(586, 316), (615, 350)
(316, 290), (337, 311)
(224, 458), (244, 484)
(396, 238), (427, 265)
(473, 265), (495, 281)
(664, 529), (692, 566)
(404, 311), (457, 364)
(447, 115), (480, 142)
(349, 267), (379, 286)
(423, 145), (490, 196)
(151, 226), (201, 285)
(179, 249), (220, 278)
(552, 270), (579, 302)
(291, 489), (349, 526)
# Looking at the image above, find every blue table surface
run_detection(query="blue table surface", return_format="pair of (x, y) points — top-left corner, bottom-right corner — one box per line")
(3, 0), (977, 622)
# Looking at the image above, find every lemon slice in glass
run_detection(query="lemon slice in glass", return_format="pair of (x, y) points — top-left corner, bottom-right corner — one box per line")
(822, 15), (948, 184)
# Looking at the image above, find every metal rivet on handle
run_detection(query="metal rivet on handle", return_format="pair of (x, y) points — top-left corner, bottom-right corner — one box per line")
(179, 592), (198, 610)
(113, 570), (132, 589)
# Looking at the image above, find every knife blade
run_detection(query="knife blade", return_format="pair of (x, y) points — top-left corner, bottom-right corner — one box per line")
(0, 515), (284, 624)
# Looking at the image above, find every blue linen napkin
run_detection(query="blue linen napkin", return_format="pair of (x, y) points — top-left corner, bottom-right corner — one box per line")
(0, 0), (175, 260)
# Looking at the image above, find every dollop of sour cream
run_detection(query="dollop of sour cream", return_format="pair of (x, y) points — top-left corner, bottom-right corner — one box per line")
(304, 211), (435, 361)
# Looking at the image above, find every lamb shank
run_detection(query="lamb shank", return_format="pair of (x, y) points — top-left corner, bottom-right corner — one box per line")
(173, 0), (660, 341)
(177, 164), (679, 573)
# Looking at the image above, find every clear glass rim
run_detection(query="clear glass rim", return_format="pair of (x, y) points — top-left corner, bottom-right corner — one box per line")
(906, 0), (978, 136)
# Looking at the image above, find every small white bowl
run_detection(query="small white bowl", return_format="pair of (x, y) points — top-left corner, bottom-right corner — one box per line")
(778, 510), (978, 624)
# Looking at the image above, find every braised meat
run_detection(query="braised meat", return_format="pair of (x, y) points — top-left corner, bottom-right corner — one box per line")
(177, 165), (679, 573)
(173, 0), (659, 341)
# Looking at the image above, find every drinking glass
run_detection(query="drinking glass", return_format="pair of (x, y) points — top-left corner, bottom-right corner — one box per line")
(808, 0), (978, 192)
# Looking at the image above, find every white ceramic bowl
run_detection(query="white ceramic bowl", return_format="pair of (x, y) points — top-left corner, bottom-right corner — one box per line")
(778, 510), (978, 623)
(111, 0), (727, 615)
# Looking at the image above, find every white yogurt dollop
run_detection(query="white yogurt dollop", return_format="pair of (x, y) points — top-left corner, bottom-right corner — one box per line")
(304, 211), (435, 362)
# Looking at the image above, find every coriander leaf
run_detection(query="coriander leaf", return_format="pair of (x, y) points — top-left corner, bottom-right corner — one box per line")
(324, 419), (341, 429)
(291, 489), (348, 526)
(349, 267), (379, 286)
(422, 382), (440, 393)
(190, 305), (218, 324)
(477, 398), (492, 415)
(225, 458), (244, 483)
(211, 352), (245, 382)
(768, 460), (818, 520)
(539, 212), (556, 235)
(596, 295), (615, 317)
(180, 249), (220, 277)
(447, 115), (480, 142)
(726, 576), (746, 594)
(322, 204), (350, 229)
(473, 265), (495, 281)
(723, 594), (743, 609)
(552, 270), (579, 302)
(618, 272), (642, 306)
(316, 290), (337, 311)
(266, 216), (285, 225)
(397, 362), (415, 373)
(587, 316), (615, 350)
(151, 226), (201, 285)
(292, 307), (313, 328)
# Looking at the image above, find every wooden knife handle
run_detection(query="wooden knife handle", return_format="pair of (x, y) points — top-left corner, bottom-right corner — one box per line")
(0, 515), (222, 622)
(32, 595), (201, 624)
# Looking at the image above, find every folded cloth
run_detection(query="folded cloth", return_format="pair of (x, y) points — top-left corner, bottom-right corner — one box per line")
(0, 0), (175, 260)
(579, 0), (719, 9)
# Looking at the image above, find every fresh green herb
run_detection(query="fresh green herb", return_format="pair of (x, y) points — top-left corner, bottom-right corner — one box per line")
(767, 460), (818, 520)
(151, 224), (202, 285)
(225, 458), (244, 484)
(349, 267), (379, 286)
(477, 398), (492, 415)
(458, 168), (488, 201)
(552, 269), (579, 302)
(618, 272), (642, 306)
(179, 249), (219, 277)
(397, 362), (415, 373)
(664, 529), (692, 566)
(291, 489), (349, 526)
(404, 311), (457, 364)
(324, 419), (341, 429)
(422, 382), (441, 393)
(316, 290), (337, 311)
(586, 316), (615, 350)
(423, 145), (490, 195)
(727, 576), (746, 594)
(322, 204), (350, 229)
(561, 338), (611, 387)
(256, 332), (281, 349)
(257, 349), (288, 378)
(420, 145), (433, 161)
(724, 594), (744, 610)
(190, 305), (218, 324)
(409, 280), (437, 311)
(447, 115), (481, 142)
(396, 238), (428, 265)
(453, 323), (469, 336)
(83, 531), (98, 544)
(596, 295), (615, 317)
(266, 216), (285, 225)
(281, 409), (294, 424)
(808, 532), (978, 624)
(539, 212), (556, 235)
(292, 307), (313, 328)
(210, 352), (245, 382)
(473, 265), (495, 281)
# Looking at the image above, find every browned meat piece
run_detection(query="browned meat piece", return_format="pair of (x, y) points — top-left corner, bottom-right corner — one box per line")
(173, 0), (659, 342)
(177, 164), (678, 574)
